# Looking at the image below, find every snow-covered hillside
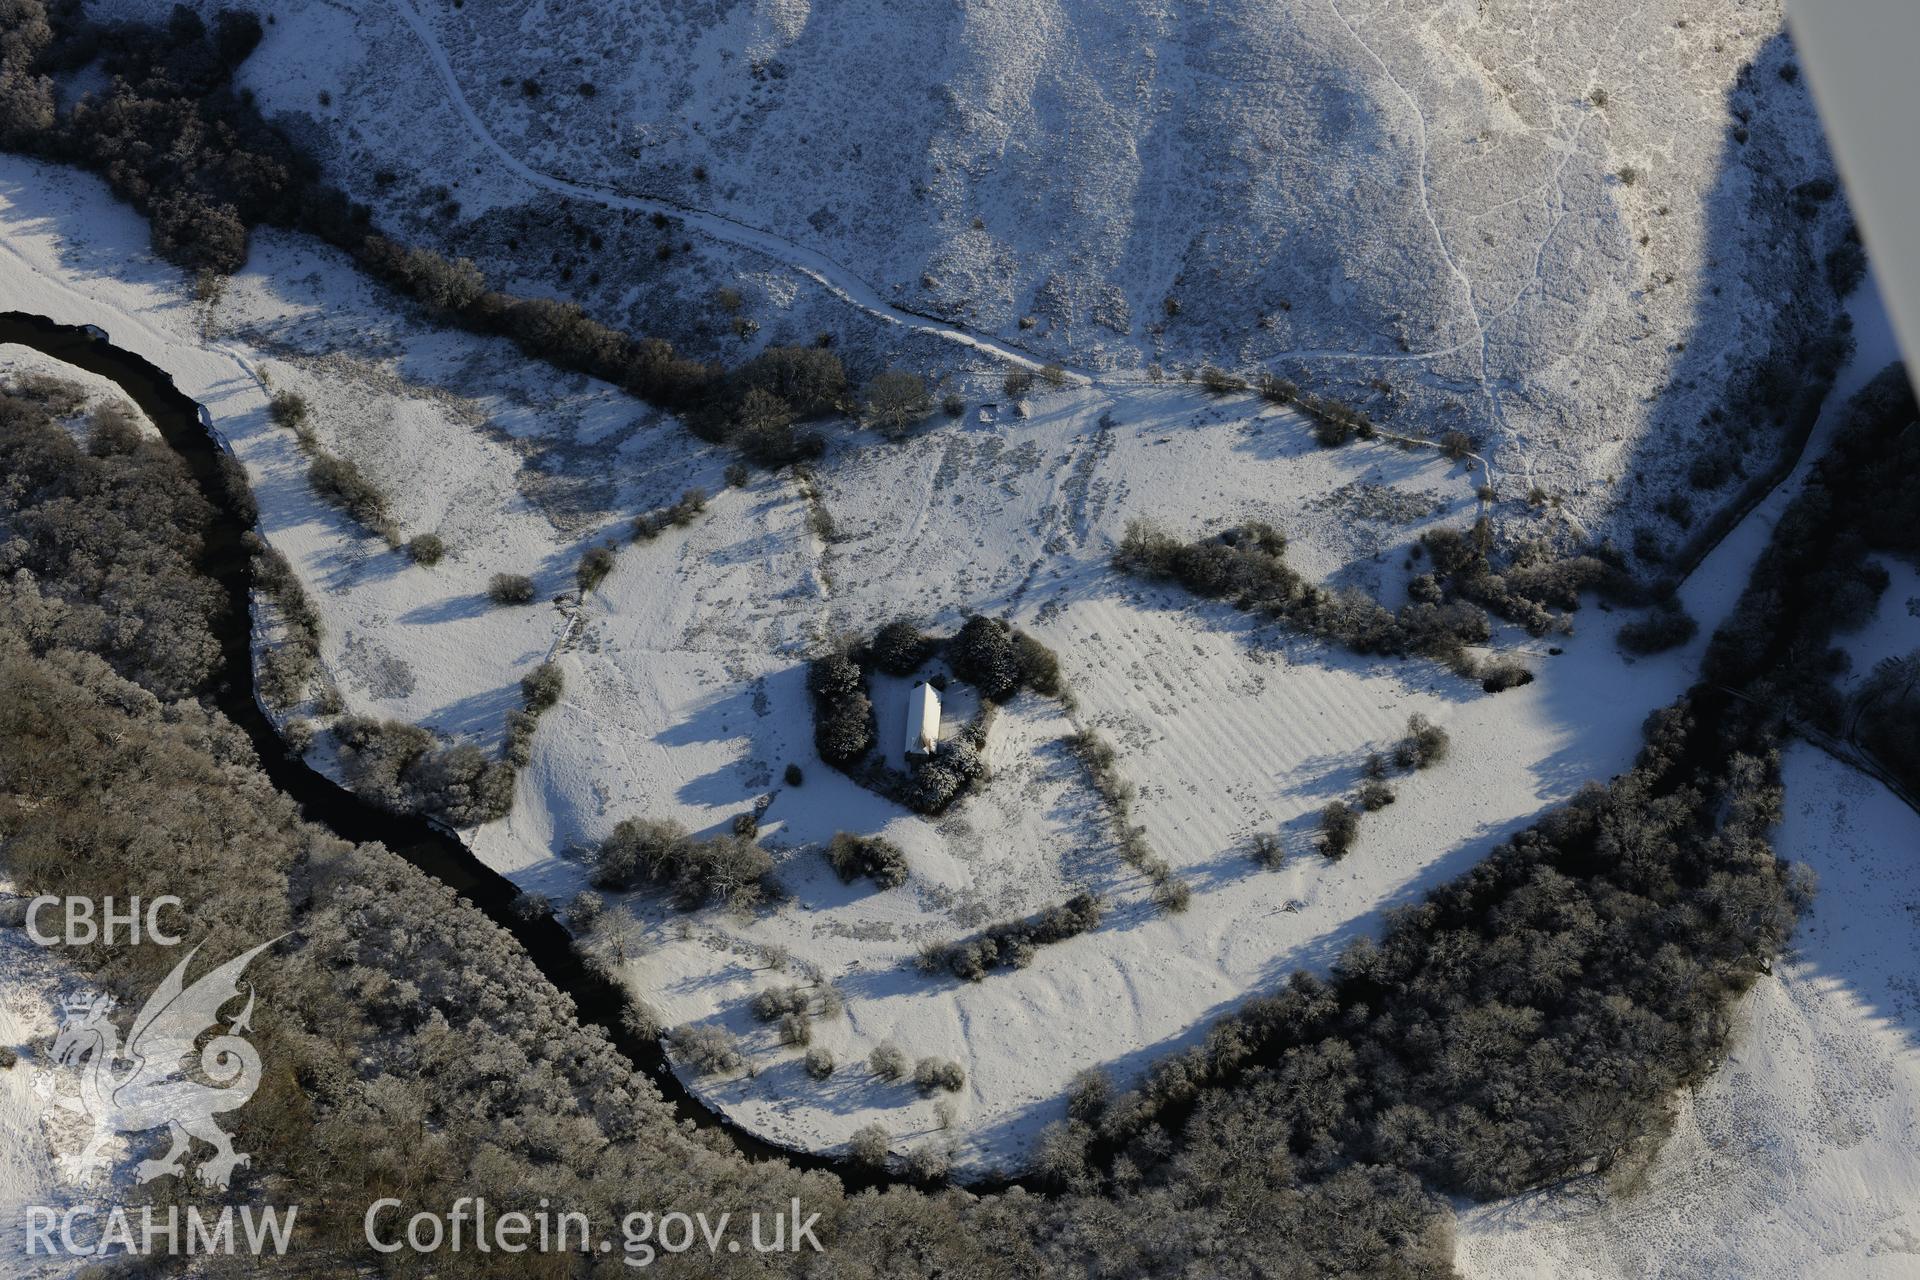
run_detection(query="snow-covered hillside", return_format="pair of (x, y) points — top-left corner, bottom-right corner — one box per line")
(85, 0), (1861, 559)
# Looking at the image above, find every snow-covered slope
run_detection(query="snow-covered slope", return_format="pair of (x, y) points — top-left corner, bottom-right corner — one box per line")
(86, 0), (1860, 560)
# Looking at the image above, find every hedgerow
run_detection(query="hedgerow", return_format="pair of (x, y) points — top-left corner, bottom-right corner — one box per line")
(923, 893), (1106, 980)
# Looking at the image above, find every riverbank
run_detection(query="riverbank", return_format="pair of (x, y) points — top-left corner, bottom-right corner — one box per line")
(0, 310), (893, 1187)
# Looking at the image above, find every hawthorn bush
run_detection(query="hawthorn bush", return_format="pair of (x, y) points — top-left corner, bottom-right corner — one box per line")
(826, 831), (909, 889)
(487, 573), (537, 606)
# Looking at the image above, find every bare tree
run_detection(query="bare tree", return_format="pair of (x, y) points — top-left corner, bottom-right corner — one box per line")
(862, 370), (933, 440)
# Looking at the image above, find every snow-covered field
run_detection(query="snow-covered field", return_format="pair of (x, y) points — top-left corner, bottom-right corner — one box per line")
(0, 153), (1757, 1176)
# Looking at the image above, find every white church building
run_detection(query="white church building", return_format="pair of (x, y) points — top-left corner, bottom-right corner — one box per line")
(905, 681), (942, 758)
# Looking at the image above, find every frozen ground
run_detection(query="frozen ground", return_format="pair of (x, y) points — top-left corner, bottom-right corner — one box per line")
(85, 0), (1860, 562)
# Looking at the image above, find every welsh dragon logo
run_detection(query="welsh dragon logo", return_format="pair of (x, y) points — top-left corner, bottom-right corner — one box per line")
(45, 940), (277, 1190)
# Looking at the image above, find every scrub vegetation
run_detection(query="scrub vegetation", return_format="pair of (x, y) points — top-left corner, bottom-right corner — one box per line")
(249, 532), (325, 710)
(825, 831), (910, 890)
(1117, 516), (1662, 686)
(268, 391), (402, 547)
(590, 816), (776, 910)
(919, 893), (1106, 981)
(1067, 727), (1191, 912)
(330, 715), (516, 827)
